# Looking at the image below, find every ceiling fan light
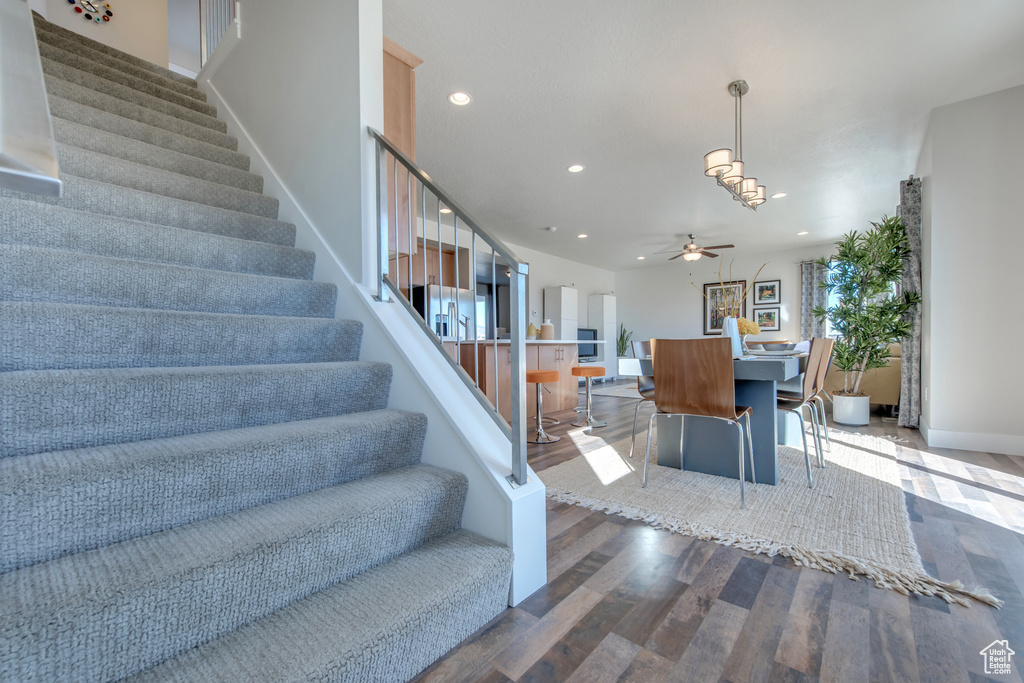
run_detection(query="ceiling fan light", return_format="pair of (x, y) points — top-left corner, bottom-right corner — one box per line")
(740, 177), (758, 199)
(704, 149), (733, 177)
(722, 159), (744, 186)
(683, 251), (701, 261)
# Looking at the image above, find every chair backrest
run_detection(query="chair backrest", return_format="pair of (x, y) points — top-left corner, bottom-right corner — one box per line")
(632, 340), (651, 358)
(812, 337), (835, 395)
(799, 338), (829, 402)
(650, 338), (736, 419)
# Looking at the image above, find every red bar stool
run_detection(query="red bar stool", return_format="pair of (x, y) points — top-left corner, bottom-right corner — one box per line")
(526, 369), (561, 443)
(572, 365), (607, 428)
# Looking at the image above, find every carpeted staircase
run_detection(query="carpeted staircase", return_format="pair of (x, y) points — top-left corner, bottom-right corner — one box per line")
(0, 13), (512, 682)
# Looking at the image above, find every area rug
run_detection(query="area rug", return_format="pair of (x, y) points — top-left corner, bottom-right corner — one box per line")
(540, 426), (1001, 607)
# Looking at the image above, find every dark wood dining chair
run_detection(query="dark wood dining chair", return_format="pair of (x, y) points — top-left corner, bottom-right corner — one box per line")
(628, 339), (655, 459)
(776, 338), (832, 485)
(642, 338), (755, 509)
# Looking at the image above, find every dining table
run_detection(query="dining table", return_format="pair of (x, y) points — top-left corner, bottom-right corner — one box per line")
(618, 354), (808, 485)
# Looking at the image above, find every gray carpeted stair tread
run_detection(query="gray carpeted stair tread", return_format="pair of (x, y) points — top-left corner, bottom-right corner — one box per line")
(0, 465), (467, 683)
(0, 176), (295, 245)
(0, 244), (335, 318)
(35, 27), (207, 103)
(0, 360), (392, 459)
(33, 12), (198, 87)
(126, 530), (514, 683)
(53, 118), (261, 193)
(47, 78), (237, 150)
(57, 144), (277, 217)
(49, 95), (248, 169)
(42, 58), (226, 133)
(0, 198), (308, 277)
(1, 302), (361, 372)
(0, 409), (425, 573)
(39, 40), (215, 115)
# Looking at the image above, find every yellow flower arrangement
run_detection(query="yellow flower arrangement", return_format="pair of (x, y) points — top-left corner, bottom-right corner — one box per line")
(737, 317), (760, 336)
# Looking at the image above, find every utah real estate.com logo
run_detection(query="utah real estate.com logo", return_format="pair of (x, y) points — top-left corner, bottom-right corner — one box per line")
(980, 640), (1015, 676)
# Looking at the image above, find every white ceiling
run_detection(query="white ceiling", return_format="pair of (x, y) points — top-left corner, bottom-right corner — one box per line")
(382, 0), (1024, 272)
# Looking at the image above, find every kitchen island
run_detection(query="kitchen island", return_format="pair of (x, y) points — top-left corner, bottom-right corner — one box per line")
(455, 340), (604, 423)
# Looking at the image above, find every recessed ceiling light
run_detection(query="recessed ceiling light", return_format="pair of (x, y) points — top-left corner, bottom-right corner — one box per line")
(797, 231), (809, 236)
(447, 92), (471, 105)
(567, 164), (585, 173)
(771, 192), (787, 199)
(637, 256), (646, 260)
(439, 207), (452, 214)
(577, 233), (588, 239)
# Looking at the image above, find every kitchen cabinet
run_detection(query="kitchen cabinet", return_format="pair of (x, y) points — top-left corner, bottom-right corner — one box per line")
(387, 245), (457, 293)
(383, 37), (421, 256)
(543, 286), (578, 340)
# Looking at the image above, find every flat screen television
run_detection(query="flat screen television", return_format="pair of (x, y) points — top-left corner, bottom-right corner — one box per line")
(577, 328), (598, 360)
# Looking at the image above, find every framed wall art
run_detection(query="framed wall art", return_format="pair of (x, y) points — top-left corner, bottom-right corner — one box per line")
(753, 306), (781, 332)
(703, 280), (746, 335)
(753, 279), (780, 305)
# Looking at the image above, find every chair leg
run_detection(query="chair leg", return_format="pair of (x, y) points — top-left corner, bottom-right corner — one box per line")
(793, 409), (813, 488)
(815, 395), (830, 452)
(806, 403), (824, 469)
(744, 413), (756, 485)
(629, 399), (646, 459)
(643, 412), (657, 488)
(736, 421), (746, 509)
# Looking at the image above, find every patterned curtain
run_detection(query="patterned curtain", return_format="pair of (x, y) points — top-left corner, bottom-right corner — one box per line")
(898, 177), (923, 428)
(799, 260), (828, 341)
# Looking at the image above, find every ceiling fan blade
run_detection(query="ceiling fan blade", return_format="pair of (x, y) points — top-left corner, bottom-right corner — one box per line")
(701, 244), (734, 251)
(703, 251), (720, 258)
(654, 249), (685, 255)
(668, 252), (686, 261)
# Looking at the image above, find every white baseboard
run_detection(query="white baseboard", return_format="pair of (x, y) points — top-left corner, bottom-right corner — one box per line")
(920, 416), (1024, 457)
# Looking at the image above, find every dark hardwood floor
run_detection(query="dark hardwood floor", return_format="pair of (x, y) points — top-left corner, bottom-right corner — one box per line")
(415, 382), (1024, 683)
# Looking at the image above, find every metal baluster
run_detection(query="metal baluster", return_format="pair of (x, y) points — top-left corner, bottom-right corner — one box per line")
(454, 215), (460, 359)
(510, 266), (526, 486)
(492, 249), (498, 416)
(375, 142), (388, 302)
(393, 156), (399, 293)
(472, 234), (479, 387)
(406, 169), (412, 298)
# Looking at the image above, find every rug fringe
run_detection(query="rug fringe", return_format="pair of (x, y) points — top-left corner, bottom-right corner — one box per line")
(546, 488), (1003, 609)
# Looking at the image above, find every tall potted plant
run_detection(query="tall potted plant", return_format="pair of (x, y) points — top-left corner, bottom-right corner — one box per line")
(616, 323), (633, 357)
(813, 215), (921, 425)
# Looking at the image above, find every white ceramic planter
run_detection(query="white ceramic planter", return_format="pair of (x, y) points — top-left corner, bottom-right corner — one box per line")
(833, 394), (870, 426)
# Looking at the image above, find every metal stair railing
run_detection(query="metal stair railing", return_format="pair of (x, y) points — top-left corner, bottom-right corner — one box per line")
(370, 127), (529, 487)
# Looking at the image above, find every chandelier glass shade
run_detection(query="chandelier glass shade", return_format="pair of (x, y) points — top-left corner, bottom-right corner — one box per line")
(703, 80), (766, 212)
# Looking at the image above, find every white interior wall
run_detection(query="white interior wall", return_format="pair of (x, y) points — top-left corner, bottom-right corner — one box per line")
(44, 0), (169, 66)
(917, 84), (1024, 456)
(506, 241), (615, 328)
(167, 0), (199, 73)
(614, 244), (833, 348)
(30, 0), (46, 17)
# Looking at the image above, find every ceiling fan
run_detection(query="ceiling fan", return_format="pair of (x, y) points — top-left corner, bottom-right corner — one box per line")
(657, 234), (735, 261)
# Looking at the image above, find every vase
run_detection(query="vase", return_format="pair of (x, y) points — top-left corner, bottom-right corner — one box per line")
(540, 319), (555, 340)
(722, 316), (743, 357)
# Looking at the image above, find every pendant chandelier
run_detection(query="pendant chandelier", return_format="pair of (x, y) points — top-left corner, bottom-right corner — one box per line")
(704, 80), (766, 212)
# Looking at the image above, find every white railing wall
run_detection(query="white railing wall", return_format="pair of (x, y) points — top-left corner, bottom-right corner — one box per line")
(199, 0), (237, 67)
(0, 0), (61, 196)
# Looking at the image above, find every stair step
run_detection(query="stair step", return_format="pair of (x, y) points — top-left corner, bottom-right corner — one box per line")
(0, 198), (309, 277)
(50, 95), (248, 169)
(1, 302), (362, 372)
(39, 40), (215, 117)
(0, 465), (467, 682)
(127, 530), (513, 683)
(54, 119), (261, 193)
(33, 12), (197, 87)
(0, 244), (335, 318)
(43, 58), (224, 134)
(35, 27), (207, 103)
(57, 144), (277, 217)
(0, 360), (392, 458)
(0, 176), (295, 246)
(0, 409), (426, 573)
(47, 79), (237, 151)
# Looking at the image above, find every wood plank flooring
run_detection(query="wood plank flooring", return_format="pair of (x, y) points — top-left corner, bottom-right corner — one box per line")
(414, 382), (1024, 683)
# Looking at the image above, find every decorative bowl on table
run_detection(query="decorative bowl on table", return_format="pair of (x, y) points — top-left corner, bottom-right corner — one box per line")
(746, 342), (764, 351)
(761, 342), (796, 351)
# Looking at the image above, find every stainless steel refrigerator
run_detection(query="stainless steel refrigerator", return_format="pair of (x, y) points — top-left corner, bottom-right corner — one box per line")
(413, 285), (486, 340)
